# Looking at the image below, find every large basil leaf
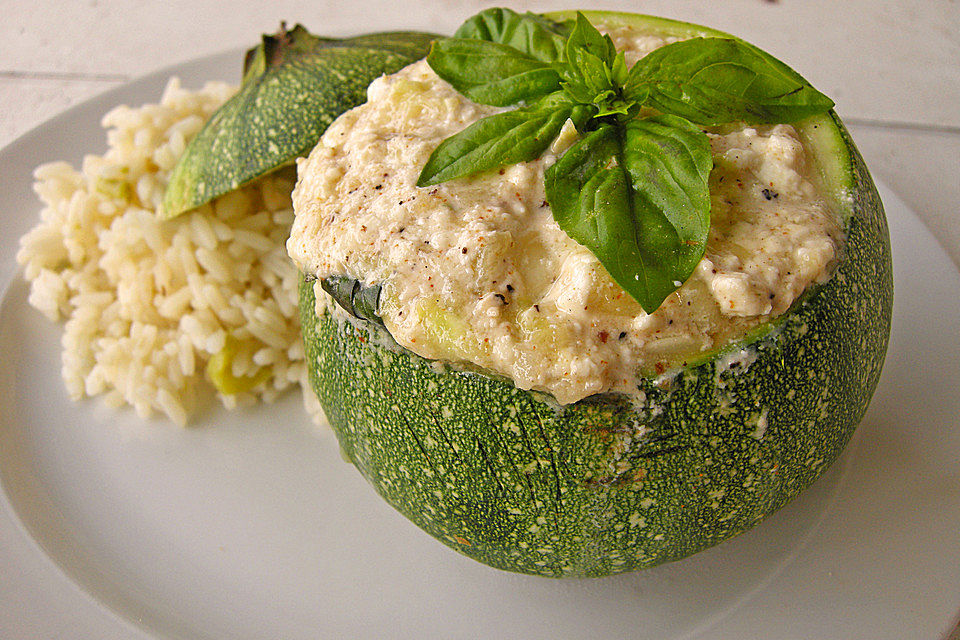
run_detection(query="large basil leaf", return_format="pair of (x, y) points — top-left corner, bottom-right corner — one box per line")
(426, 38), (561, 106)
(545, 116), (712, 313)
(624, 37), (834, 125)
(418, 95), (591, 186)
(162, 26), (438, 219)
(453, 7), (568, 63)
(620, 115), (713, 271)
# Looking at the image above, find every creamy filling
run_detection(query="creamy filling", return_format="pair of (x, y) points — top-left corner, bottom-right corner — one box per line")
(287, 29), (842, 405)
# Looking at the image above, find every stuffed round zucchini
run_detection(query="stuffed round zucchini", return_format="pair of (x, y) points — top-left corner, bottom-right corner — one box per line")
(289, 9), (892, 577)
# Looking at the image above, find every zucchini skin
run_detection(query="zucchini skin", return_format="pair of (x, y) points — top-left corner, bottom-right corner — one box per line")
(299, 106), (891, 577)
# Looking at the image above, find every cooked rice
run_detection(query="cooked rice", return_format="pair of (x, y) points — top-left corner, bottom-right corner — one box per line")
(16, 77), (321, 426)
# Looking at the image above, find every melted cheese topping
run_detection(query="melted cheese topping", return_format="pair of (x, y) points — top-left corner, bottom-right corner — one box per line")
(287, 30), (842, 405)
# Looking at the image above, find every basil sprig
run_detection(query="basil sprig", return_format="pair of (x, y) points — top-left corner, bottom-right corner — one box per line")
(418, 9), (834, 313)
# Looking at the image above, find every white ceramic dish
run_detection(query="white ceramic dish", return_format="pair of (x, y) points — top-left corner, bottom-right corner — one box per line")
(1, 51), (958, 640)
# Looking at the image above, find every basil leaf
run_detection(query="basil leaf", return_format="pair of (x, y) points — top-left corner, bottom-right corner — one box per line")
(427, 38), (562, 106)
(321, 275), (385, 328)
(559, 14), (634, 118)
(624, 37), (834, 125)
(454, 7), (568, 63)
(620, 115), (713, 264)
(418, 95), (591, 186)
(561, 49), (614, 103)
(610, 50), (629, 87)
(564, 12), (617, 68)
(545, 116), (712, 313)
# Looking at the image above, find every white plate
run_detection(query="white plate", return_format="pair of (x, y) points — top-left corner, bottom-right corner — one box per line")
(1, 52), (959, 640)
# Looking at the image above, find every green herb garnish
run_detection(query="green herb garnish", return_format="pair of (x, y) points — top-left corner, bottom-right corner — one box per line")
(418, 8), (834, 313)
(320, 275), (386, 329)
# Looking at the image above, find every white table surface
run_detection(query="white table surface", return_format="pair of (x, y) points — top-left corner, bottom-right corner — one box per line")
(1, 1), (958, 638)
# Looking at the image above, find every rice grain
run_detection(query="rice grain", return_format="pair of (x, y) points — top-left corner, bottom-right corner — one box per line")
(16, 78), (319, 426)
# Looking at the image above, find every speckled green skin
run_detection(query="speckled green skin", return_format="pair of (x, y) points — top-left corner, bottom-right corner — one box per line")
(300, 110), (891, 576)
(163, 31), (437, 218)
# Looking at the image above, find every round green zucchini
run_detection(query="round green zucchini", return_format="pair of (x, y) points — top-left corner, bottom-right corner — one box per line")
(298, 12), (892, 577)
